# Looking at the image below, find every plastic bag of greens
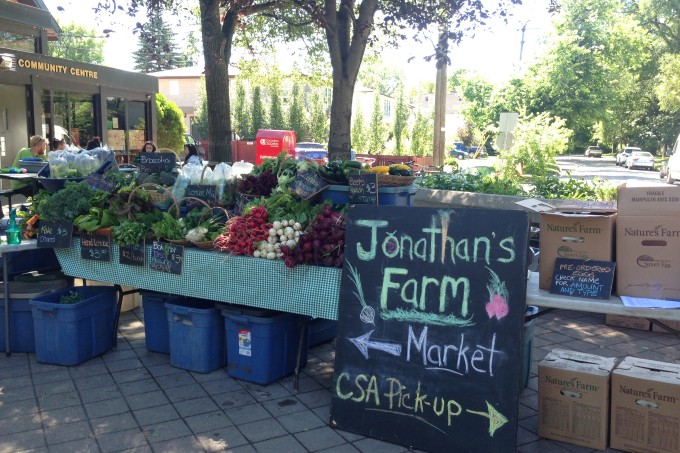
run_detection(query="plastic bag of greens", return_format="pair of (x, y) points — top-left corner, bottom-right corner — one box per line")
(47, 155), (69, 178)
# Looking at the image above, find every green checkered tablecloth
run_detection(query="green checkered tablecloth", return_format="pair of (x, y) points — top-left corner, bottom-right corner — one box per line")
(55, 243), (341, 320)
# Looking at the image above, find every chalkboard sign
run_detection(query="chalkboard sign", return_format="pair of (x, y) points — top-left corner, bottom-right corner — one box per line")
(37, 221), (72, 248)
(292, 170), (328, 200)
(80, 234), (111, 261)
(550, 258), (615, 300)
(133, 152), (177, 173)
(348, 174), (378, 205)
(185, 185), (217, 207)
(119, 242), (145, 267)
(149, 241), (183, 275)
(85, 173), (117, 192)
(330, 206), (529, 452)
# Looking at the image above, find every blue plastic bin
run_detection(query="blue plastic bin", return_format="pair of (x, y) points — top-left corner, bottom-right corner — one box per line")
(222, 309), (308, 385)
(520, 306), (539, 393)
(141, 290), (183, 353)
(320, 184), (417, 206)
(308, 318), (337, 347)
(0, 280), (66, 352)
(30, 286), (117, 365)
(166, 299), (225, 373)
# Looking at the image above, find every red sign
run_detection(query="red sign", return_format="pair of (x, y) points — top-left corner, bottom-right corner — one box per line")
(255, 129), (296, 165)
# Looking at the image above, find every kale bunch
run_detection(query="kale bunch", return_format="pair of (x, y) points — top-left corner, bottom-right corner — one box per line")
(36, 181), (107, 222)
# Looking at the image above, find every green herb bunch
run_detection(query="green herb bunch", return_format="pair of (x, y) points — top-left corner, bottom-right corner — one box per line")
(112, 220), (148, 246)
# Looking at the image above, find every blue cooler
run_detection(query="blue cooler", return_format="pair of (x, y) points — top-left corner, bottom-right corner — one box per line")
(0, 280), (67, 352)
(166, 298), (225, 373)
(30, 286), (117, 366)
(222, 308), (308, 385)
(140, 290), (183, 353)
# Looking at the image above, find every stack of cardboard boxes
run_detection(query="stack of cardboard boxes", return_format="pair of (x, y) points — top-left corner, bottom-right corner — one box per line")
(539, 350), (680, 452)
(538, 183), (680, 332)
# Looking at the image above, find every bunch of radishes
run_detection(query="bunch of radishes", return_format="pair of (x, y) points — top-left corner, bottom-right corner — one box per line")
(214, 205), (270, 255)
(253, 219), (303, 260)
(281, 204), (346, 268)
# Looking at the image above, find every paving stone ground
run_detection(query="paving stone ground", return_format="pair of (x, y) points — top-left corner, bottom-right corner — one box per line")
(1, 306), (678, 452)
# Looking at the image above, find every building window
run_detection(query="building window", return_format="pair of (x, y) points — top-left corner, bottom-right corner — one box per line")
(42, 90), (96, 149)
(383, 99), (392, 118)
(0, 31), (36, 53)
(169, 80), (179, 95)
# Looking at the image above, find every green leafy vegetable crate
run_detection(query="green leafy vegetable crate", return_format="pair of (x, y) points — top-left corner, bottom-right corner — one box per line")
(30, 286), (117, 366)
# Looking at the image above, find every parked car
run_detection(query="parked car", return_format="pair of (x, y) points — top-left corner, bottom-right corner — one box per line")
(449, 149), (471, 159)
(584, 146), (603, 158)
(625, 151), (655, 170)
(616, 147), (641, 166)
(295, 142), (328, 163)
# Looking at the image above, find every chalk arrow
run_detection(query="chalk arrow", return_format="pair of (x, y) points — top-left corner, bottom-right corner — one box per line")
(466, 401), (508, 437)
(349, 330), (402, 359)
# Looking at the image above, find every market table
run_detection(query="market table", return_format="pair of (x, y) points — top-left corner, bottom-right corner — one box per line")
(2, 238), (39, 355)
(526, 272), (680, 333)
(55, 243), (341, 320)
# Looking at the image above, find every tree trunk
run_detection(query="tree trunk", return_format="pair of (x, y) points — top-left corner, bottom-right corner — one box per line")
(325, 0), (379, 162)
(199, 0), (232, 162)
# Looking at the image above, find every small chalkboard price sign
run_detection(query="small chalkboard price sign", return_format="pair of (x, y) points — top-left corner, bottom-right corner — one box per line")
(348, 174), (378, 205)
(292, 170), (328, 200)
(133, 152), (177, 173)
(80, 234), (111, 261)
(37, 221), (72, 248)
(149, 241), (183, 275)
(185, 185), (217, 207)
(330, 205), (529, 452)
(550, 258), (615, 300)
(119, 242), (145, 267)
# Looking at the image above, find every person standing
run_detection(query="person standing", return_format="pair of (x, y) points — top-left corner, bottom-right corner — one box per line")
(183, 143), (201, 165)
(51, 138), (66, 151)
(10, 135), (46, 200)
(139, 141), (157, 153)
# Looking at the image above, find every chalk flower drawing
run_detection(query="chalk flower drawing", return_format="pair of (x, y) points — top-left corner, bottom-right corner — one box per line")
(485, 267), (509, 320)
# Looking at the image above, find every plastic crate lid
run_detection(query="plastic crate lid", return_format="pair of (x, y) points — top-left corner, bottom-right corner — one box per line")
(0, 279), (67, 298)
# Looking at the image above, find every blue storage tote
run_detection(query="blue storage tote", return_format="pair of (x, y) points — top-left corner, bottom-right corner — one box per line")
(222, 309), (308, 385)
(166, 299), (225, 373)
(140, 290), (183, 353)
(308, 318), (337, 347)
(30, 286), (117, 366)
(320, 184), (417, 206)
(0, 280), (67, 352)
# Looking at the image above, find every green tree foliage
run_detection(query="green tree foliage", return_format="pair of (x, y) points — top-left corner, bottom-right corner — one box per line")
(411, 111), (433, 157)
(393, 87), (409, 155)
(268, 83), (285, 131)
(368, 94), (385, 154)
(233, 81), (251, 139)
(308, 91), (328, 144)
(499, 113), (572, 179)
(251, 86), (265, 135)
(132, 10), (183, 73)
(352, 106), (368, 153)
(49, 21), (104, 64)
(156, 93), (185, 151)
(288, 83), (306, 141)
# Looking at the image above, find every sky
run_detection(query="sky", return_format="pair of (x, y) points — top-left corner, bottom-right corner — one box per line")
(42, 0), (555, 86)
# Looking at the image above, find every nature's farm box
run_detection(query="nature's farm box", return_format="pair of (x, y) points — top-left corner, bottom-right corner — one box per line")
(616, 184), (680, 299)
(538, 349), (617, 450)
(539, 212), (616, 290)
(605, 314), (651, 331)
(610, 357), (680, 453)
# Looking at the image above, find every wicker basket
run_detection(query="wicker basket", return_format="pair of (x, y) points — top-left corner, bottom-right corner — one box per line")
(320, 175), (348, 186)
(190, 206), (231, 250)
(193, 240), (215, 251)
(376, 174), (417, 187)
(129, 183), (176, 210)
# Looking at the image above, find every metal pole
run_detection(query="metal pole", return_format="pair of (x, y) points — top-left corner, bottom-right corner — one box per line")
(432, 26), (448, 166)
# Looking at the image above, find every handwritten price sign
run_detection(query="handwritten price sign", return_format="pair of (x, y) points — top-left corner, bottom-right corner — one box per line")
(149, 241), (184, 275)
(37, 221), (72, 248)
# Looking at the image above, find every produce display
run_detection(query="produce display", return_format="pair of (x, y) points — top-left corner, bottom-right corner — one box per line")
(24, 151), (415, 270)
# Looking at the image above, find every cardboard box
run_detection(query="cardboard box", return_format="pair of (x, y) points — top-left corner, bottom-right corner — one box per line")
(610, 357), (680, 453)
(605, 314), (651, 331)
(651, 319), (680, 334)
(539, 212), (616, 289)
(538, 349), (617, 450)
(617, 184), (680, 299)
